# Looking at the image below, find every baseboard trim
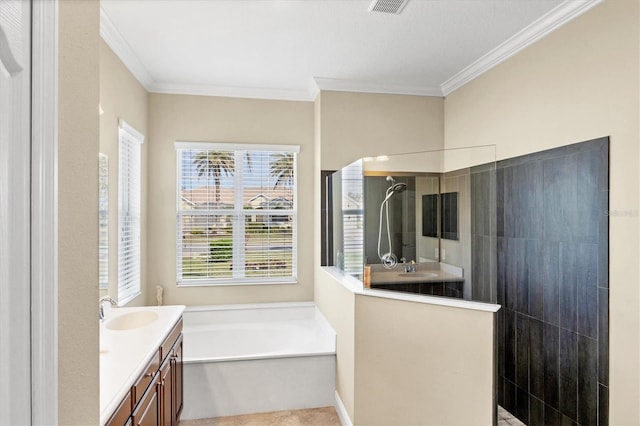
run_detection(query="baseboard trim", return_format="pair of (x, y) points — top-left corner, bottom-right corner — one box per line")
(334, 391), (353, 426)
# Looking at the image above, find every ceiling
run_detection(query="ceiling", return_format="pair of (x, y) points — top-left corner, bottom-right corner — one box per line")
(100, 0), (600, 101)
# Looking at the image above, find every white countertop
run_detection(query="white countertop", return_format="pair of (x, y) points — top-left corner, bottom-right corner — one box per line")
(371, 269), (463, 284)
(370, 262), (464, 284)
(99, 305), (185, 425)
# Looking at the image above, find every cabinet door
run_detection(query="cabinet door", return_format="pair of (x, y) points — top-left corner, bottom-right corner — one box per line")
(133, 353), (160, 406)
(172, 335), (184, 422)
(160, 356), (172, 426)
(106, 391), (132, 426)
(132, 377), (159, 426)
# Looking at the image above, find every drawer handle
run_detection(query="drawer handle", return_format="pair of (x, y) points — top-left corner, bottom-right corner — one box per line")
(144, 372), (154, 378)
(171, 354), (179, 359)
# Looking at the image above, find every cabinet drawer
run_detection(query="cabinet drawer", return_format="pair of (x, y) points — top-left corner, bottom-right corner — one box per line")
(131, 375), (159, 426)
(132, 352), (160, 405)
(106, 390), (132, 426)
(160, 318), (182, 362)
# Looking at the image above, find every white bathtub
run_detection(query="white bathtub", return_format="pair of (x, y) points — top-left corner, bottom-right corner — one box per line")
(181, 302), (337, 420)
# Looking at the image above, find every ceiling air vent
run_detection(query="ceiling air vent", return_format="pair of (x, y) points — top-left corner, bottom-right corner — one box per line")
(368, 0), (409, 15)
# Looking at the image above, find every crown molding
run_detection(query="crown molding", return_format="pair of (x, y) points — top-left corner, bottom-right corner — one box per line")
(100, 7), (153, 90)
(440, 0), (603, 96)
(314, 77), (443, 97)
(150, 82), (315, 102)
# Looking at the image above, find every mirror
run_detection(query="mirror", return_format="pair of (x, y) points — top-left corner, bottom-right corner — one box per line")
(330, 146), (497, 303)
(421, 193), (438, 238)
(440, 192), (458, 241)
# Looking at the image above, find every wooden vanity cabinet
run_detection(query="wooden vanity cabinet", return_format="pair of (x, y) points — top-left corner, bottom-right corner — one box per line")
(160, 333), (183, 425)
(371, 280), (465, 299)
(132, 353), (160, 406)
(172, 334), (184, 421)
(160, 354), (172, 425)
(106, 318), (183, 426)
(132, 375), (160, 426)
(107, 391), (133, 426)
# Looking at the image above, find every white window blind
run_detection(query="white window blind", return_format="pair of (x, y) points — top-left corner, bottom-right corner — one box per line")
(98, 153), (109, 289)
(118, 121), (144, 305)
(176, 142), (299, 285)
(341, 161), (364, 275)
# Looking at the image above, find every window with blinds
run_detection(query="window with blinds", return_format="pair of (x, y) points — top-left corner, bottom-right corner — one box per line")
(118, 121), (144, 305)
(176, 142), (299, 285)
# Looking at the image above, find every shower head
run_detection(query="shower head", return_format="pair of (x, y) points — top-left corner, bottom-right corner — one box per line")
(383, 181), (407, 202)
(385, 176), (406, 194)
(390, 182), (407, 193)
(378, 178), (408, 268)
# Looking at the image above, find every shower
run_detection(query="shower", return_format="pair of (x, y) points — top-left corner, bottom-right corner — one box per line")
(377, 176), (407, 269)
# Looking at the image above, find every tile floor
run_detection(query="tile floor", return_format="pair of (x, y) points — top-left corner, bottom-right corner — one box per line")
(181, 405), (521, 425)
(179, 406), (341, 426)
(498, 405), (526, 426)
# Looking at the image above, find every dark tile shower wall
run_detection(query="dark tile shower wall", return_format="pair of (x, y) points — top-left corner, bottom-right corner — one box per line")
(471, 163), (497, 303)
(495, 137), (609, 426)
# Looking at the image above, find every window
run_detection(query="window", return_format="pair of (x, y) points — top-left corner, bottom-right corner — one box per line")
(118, 121), (144, 304)
(176, 142), (299, 285)
(99, 153), (109, 289)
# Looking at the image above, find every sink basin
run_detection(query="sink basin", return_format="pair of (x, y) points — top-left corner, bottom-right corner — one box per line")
(397, 272), (438, 278)
(105, 311), (159, 331)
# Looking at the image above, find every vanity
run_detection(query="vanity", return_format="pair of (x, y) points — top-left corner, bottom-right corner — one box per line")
(369, 263), (465, 298)
(100, 305), (186, 426)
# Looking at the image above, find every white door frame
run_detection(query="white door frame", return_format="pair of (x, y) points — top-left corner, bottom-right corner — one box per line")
(0, 0), (32, 423)
(31, 0), (58, 423)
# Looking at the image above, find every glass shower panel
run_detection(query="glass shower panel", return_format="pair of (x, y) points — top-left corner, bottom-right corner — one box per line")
(327, 146), (497, 304)
(330, 159), (364, 279)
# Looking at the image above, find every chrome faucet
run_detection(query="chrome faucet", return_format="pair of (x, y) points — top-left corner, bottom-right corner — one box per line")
(99, 296), (117, 321)
(404, 260), (417, 273)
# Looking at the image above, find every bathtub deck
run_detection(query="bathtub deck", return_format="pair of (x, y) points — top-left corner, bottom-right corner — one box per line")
(179, 406), (341, 426)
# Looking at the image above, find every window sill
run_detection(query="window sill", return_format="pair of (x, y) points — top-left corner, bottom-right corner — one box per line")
(118, 291), (142, 307)
(176, 279), (298, 287)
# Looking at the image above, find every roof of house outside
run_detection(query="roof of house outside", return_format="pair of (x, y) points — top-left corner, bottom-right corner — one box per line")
(182, 186), (293, 207)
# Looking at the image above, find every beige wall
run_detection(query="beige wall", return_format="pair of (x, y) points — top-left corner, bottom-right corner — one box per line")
(99, 39), (149, 306)
(314, 270), (496, 425)
(444, 0), (640, 423)
(314, 90), (496, 424)
(58, 0), (100, 422)
(354, 295), (494, 425)
(318, 91), (444, 170)
(147, 93), (315, 305)
(314, 270), (356, 420)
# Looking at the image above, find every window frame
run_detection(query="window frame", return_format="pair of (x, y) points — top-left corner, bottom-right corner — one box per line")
(175, 141), (300, 286)
(117, 120), (144, 305)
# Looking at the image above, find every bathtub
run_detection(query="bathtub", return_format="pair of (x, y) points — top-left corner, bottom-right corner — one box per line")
(180, 302), (337, 420)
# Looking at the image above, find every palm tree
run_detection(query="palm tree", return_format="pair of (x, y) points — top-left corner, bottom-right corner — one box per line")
(193, 150), (234, 203)
(270, 152), (294, 203)
(270, 152), (294, 189)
